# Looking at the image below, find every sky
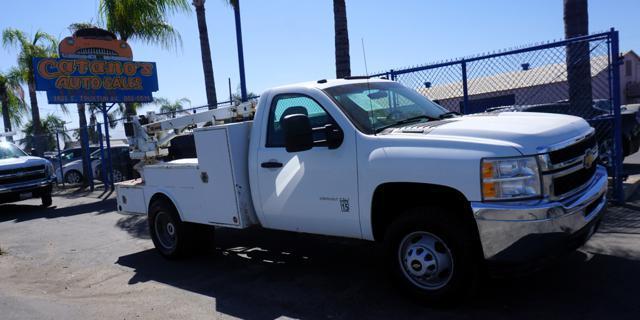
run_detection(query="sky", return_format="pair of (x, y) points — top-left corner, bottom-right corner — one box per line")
(1, 0), (639, 141)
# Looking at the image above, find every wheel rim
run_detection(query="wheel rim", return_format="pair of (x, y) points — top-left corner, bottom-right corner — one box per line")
(66, 172), (80, 184)
(154, 211), (177, 251)
(112, 170), (124, 182)
(398, 231), (454, 290)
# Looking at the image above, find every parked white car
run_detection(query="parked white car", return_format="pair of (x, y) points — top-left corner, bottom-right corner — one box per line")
(56, 145), (129, 184)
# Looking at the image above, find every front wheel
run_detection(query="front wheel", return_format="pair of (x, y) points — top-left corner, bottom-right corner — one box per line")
(384, 208), (479, 304)
(41, 192), (52, 207)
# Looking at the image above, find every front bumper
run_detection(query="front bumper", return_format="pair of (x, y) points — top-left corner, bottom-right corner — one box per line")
(0, 178), (55, 204)
(471, 165), (607, 265)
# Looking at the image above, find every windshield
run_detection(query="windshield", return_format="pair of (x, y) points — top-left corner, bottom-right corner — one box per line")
(323, 82), (449, 133)
(0, 142), (27, 159)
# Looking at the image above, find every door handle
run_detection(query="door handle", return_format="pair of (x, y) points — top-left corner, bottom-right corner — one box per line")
(261, 161), (283, 168)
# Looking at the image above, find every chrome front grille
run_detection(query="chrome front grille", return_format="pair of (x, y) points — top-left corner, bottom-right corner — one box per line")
(0, 165), (46, 186)
(538, 131), (599, 199)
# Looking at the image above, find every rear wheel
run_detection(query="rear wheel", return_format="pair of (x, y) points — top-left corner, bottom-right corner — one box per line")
(148, 198), (215, 259)
(64, 170), (82, 184)
(384, 207), (479, 304)
(112, 169), (124, 182)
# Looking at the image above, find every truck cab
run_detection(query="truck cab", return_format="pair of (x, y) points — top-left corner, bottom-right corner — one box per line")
(117, 78), (607, 303)
(0, 142), (55, 207)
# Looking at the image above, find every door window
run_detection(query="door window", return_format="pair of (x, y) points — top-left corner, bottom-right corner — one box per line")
(266, 94), (336, 147)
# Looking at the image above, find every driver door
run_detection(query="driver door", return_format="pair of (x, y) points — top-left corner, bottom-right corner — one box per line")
(255, 93), (361, 238)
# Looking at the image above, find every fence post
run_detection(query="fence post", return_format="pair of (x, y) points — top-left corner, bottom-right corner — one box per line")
(80, 125), (94, 192)
(101, 104), (114, 189)
(610, 29), (624, 204)
(97, 123), (109, 190)
(55, 130), (64, 188)
(461, 60), (469, 114)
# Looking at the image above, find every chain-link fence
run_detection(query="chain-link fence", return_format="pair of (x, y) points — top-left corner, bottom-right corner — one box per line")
(373, 30), (624, 203)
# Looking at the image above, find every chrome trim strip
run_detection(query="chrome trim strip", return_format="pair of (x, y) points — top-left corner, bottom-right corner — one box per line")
(535, 128), (595, 154)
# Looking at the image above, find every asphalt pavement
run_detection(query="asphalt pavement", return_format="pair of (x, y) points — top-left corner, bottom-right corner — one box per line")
(0, 187), (639, 319)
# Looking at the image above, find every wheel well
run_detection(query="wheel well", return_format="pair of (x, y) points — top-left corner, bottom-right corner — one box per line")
(148, 193), (178, 217)
(371, 182), (478, 242)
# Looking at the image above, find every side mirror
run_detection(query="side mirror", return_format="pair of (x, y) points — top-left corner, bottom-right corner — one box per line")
(325, 124), (344, 149)
(282, 114), (313, 153)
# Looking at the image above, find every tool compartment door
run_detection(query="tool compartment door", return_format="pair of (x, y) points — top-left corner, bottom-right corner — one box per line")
(192, 127), (240, 226)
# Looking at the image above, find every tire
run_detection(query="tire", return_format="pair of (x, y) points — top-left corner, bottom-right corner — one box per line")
(41, 192), (52, 207)
(64, 170), (83, 184)
(384, 207), (480, 304)
(112, 169), (124, 183)
(148, 198), (213, 259)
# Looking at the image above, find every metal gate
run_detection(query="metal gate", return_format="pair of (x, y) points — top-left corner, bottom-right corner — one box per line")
(373, 29), (624, 203)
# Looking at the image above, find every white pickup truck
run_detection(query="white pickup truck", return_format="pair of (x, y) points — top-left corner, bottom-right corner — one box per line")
(116, 78), (607, 302)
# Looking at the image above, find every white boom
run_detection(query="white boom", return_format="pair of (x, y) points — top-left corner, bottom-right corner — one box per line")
(126, 102), (254, 163)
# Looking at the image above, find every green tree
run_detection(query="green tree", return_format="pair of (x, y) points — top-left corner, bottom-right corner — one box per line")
(333, 0), (351, 78)
(99, 0), (191, 117)
(2, 28), (58, 155)
(0, 68), (27, 142)
(155, 97), (191, 118)
(21, 114), (70, 152)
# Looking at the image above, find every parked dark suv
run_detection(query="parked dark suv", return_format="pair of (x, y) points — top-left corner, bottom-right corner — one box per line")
(93, 145), (139, 182)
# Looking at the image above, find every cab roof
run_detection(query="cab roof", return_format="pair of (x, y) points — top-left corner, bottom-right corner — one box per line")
(269, 77), (393, 92)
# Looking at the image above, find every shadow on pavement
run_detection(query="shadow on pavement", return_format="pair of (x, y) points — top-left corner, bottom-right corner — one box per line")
(0, 196), (116, 223)
(116, 215), (149, 239)
(116, 227), (640, 320)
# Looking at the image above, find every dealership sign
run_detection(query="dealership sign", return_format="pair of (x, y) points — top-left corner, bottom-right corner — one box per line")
(33, 58), (159, 103)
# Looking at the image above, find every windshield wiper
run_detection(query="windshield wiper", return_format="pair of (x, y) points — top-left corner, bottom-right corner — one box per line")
(438, 111), (460, 119)
(375, 115), (436, 133)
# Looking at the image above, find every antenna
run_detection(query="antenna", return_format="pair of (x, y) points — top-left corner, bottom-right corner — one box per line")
(361, 38), (369, 76)
(362, 38), (376, 136)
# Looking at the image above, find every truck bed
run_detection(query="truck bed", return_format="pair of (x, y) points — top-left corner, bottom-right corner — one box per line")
(116, 122), (258, 228)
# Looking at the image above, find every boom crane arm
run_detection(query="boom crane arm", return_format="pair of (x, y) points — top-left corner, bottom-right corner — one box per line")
(124, 103), (254, 162)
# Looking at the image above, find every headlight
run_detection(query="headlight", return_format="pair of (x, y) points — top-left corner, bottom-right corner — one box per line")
(481, 156), (541, 201)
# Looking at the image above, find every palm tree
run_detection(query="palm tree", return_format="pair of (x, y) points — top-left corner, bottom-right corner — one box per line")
(564, 0), (593, 117)
(21, 114), (70, 152)
(192, 0), (218, 109)
(0, 68), (27, 142)
(68, 22), (99, 186)
(99, 0), (190, 117)
(2, 28), (58, 155)
(333, 0), (351, 78)
(155, 97), (191, 118)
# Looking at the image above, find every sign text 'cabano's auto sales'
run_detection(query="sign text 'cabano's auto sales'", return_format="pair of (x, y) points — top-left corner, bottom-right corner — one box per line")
(33, 58), (159, 104)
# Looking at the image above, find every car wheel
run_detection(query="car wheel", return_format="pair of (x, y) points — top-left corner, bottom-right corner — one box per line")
(64, 170), (83, 184)
(148, 198), (196, 259)
(112, 169), (124, 182)
(384, 207), (480, 304)
(41, 192), (52, 207)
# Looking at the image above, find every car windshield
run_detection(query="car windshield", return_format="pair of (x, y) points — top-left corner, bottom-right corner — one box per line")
(323, 82), (449, 134)
(0, 142), (27, 159)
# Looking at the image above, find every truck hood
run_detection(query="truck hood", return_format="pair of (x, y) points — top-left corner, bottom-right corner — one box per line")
(0, 156), (49, 170)
(386, 112), (592, 155)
